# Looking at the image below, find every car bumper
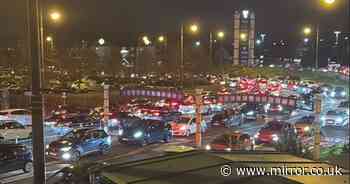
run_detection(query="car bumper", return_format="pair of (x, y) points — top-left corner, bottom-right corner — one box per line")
(172, 130), (187, 136)
(119, 137), (143, 144)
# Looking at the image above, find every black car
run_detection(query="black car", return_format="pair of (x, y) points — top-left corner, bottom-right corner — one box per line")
(330, 87), (347, 98)
(0, 143), (32, 174)
(119, 119), (172, 146)
(240, 103), (264, 122)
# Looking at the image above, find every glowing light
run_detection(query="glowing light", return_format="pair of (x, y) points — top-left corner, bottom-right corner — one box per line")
(50, 12), (61, 21)
(303, 27), (312, 35)
(98, 38), (105, 45)
(46, 36), (53, 42)
(242, 10), (249, 19)
(158, 35), (165, 42)
(217, 31), (225, 39)
(190, 24), (199, 33)
(323, 0), (335, 4)
(240, 33), (247, 41)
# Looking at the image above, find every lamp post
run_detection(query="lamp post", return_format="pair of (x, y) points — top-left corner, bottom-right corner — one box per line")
(27, 0), (45, 183)
(180, 23), (198, 88)
(209, 31), (225, 64)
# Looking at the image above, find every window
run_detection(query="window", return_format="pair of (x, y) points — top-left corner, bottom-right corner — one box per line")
(0, 112), (8, 116)
(6, 121), (24, 129)
(11, 110), (30, 115)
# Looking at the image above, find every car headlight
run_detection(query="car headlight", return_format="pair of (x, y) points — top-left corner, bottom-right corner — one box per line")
(246, 111), (255, 116)
(179, 126), (186, 130)
(224, 147), (232, 152)
(272, 134), (279, 142)
(62, 152), (71, 160)
(320, 117), (326, 121)
(205, 144), (211, 151)
(45, 145), (50, 149)
(331, 92), (336, 97)
(118, 129), (123, 136)
(336, 117), (343, 122)
(133, 131), (143, 138)
(304, 126), (310, 132)
(341, 91), (346, 96)
(60, 147), (72, 152)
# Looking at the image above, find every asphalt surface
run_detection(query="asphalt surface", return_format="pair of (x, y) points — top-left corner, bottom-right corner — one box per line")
(1, 97), (348, 184)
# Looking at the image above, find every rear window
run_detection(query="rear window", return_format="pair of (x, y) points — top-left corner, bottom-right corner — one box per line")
(326, 111), (338, 115)
(0, 112), (8, 115)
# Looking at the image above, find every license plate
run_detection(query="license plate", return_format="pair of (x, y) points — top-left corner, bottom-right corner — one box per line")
(122, 138), (129, 141)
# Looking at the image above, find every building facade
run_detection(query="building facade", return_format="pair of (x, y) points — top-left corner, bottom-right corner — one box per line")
(233, 10), (255, 66)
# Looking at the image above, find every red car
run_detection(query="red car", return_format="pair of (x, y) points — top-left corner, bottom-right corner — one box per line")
(254, 121), (294, 144)
(206, 132), (252, 151)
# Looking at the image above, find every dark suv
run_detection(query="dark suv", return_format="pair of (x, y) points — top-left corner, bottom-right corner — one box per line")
(119, 119), (172, 146)
(46, 128), (112, 161)
(0, 143), (32, 174)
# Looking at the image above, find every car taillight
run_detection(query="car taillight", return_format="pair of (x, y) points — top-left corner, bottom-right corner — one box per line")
(153, 112), (160, 116)
(179, 125), (186, 130)
(171, 102), (178, 106)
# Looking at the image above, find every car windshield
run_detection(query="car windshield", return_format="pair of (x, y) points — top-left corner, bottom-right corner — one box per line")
(177, 117), (191, 124)
(326, 111), (340, 115)
(63, 129), (87, 140)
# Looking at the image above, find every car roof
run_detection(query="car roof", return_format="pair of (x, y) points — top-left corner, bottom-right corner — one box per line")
(0, 109), (29, 113)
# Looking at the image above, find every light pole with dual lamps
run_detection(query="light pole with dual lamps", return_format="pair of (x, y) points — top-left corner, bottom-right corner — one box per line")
(180, 23), (199, 88)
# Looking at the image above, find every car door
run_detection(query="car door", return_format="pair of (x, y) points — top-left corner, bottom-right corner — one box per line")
(189, 118), (196, 134)
(0, 150), (18, 173)
(80, 132), (95, 153)
(1, 122), (21, 140)
(8, 121), (30, 139)
(150, 122), (163, 142)
(11, 110), (30, 126)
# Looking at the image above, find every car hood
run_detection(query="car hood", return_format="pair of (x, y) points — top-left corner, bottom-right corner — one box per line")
(50, 139), (75, 148)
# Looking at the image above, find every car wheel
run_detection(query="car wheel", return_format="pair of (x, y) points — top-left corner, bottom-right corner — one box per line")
(23, 161), (33, 173)
(100, 145), (111, 155)
(70, 151), (80, 162)
(163, 135), (170, 143)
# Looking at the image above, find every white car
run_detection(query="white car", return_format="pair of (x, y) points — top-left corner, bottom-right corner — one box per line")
(0, 120), (32, 140)
(171, 116), (207, 136)
(0, 109), (32, 126)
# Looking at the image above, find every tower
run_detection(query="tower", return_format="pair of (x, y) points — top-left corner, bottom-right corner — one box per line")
(233, 10), (256, 66)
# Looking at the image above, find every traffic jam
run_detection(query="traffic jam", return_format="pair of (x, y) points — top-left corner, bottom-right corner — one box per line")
(0, 76), (348, 167)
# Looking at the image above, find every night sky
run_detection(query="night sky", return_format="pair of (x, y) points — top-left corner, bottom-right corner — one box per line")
(0, 0), (348, 46)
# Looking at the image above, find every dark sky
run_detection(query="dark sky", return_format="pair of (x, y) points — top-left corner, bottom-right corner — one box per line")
(0, 0), (348, 46)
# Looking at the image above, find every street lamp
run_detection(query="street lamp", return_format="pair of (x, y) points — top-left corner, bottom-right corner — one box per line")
(195, 41), (201, 47)
(217, 31), (225, 39)
(98, 38), (105, 46)
(240, 33), (247, 41)
(46, 36), (53, 42)
(50, 11), (61, 22)
(158, 35), (165, 42)
(190, 24), (199, 33)
(303, 27), (312, 36)
(180, 23), (199, 88)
